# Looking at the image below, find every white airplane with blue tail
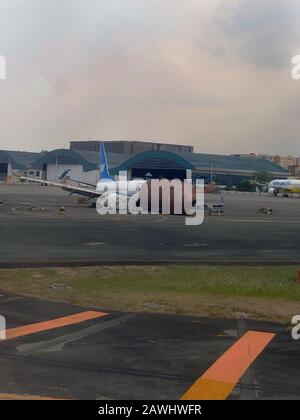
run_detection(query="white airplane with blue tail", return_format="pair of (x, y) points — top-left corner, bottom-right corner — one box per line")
(21, 143), (146, 203)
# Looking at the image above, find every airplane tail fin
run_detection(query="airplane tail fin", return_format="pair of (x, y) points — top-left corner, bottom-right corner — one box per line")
(99, 143), (112, 181)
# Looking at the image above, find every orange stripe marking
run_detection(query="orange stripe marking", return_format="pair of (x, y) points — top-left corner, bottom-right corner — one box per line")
(0, 393), (65, 400)
(5, 311), (107, 340)
(181, 330), (275, 400)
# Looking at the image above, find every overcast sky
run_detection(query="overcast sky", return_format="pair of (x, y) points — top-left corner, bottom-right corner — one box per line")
(0, 0), (300, 154)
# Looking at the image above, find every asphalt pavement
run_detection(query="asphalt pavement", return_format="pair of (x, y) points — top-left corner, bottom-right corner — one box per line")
(0, 291), (299, 400)
(0, 185), (299, 265)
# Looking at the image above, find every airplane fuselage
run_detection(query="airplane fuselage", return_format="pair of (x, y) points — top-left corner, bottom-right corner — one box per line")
(268, 179), (300, 195)
(96, 179), (147, 197)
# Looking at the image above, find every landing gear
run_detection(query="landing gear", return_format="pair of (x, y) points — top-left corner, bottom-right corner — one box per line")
(273, 189), (288, 198)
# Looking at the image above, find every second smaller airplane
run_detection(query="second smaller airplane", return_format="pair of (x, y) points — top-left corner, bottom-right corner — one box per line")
(268, 179), (300, 196)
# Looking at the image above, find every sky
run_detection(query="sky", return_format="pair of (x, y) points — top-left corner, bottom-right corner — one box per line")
(0, 0), (300, 155)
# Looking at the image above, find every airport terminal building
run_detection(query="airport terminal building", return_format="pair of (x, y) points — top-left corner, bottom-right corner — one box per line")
(0, 140), (288, 186)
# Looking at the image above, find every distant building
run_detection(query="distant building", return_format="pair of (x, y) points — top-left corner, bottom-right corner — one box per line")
(278, 155), (298, 169)
(0, 141), (288, 186)
(234, 153), (300, 173)
(70, 140), (194, 155)
(231, 153), (257, 159)
(257, 154), (298, 170)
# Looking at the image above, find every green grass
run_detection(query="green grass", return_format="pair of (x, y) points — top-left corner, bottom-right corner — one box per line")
(0, 265), (299, 322)
(3, 265), (298, 300)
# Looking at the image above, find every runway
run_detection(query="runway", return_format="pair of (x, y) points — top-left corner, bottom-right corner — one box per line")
(0, 184), (300, 266)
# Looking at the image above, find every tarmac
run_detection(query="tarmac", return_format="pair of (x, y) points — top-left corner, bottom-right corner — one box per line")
(0, 185), (300, 400)
(0, 184), (300, 266)
(0, 291), (299, 400)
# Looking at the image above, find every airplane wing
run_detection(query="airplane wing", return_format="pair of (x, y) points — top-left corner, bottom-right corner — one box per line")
(69, 179), (96, 188)
(20, 176), (101, 198)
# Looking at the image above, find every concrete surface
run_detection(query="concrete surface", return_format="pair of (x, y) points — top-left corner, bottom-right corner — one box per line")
(0, 185), (300, 265)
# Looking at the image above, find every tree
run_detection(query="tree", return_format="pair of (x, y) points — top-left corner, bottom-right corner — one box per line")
(237, 180), (256, 192)
(253, 171), (273, 183)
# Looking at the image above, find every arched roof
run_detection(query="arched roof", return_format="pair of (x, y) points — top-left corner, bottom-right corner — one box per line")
(115, 150), (195, 173)
(112, 149), (287, 175)
(32, 149), (98, 172)
(179, 152), (287, 173)
(0, 150), (42, 170)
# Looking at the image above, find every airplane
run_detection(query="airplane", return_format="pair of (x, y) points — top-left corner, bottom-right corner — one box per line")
(21, 144), (200, 215)
(268, 179), (300, 196)
(21, 143), (147, 204)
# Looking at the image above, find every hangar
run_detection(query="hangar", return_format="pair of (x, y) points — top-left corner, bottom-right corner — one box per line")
(0, 141), (288, 186)
(0, 150), (43, 182)
(32, 149), (99, 184)
(67, 140), (290, 184)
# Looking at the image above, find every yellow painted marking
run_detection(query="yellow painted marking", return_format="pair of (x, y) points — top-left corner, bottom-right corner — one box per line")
(181, 378), (234, 400)
(181, 331), (275, 400)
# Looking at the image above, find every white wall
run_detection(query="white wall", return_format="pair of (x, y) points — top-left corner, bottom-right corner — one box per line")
(46, 163), (99, 185)
(7, 163), (12, 177)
